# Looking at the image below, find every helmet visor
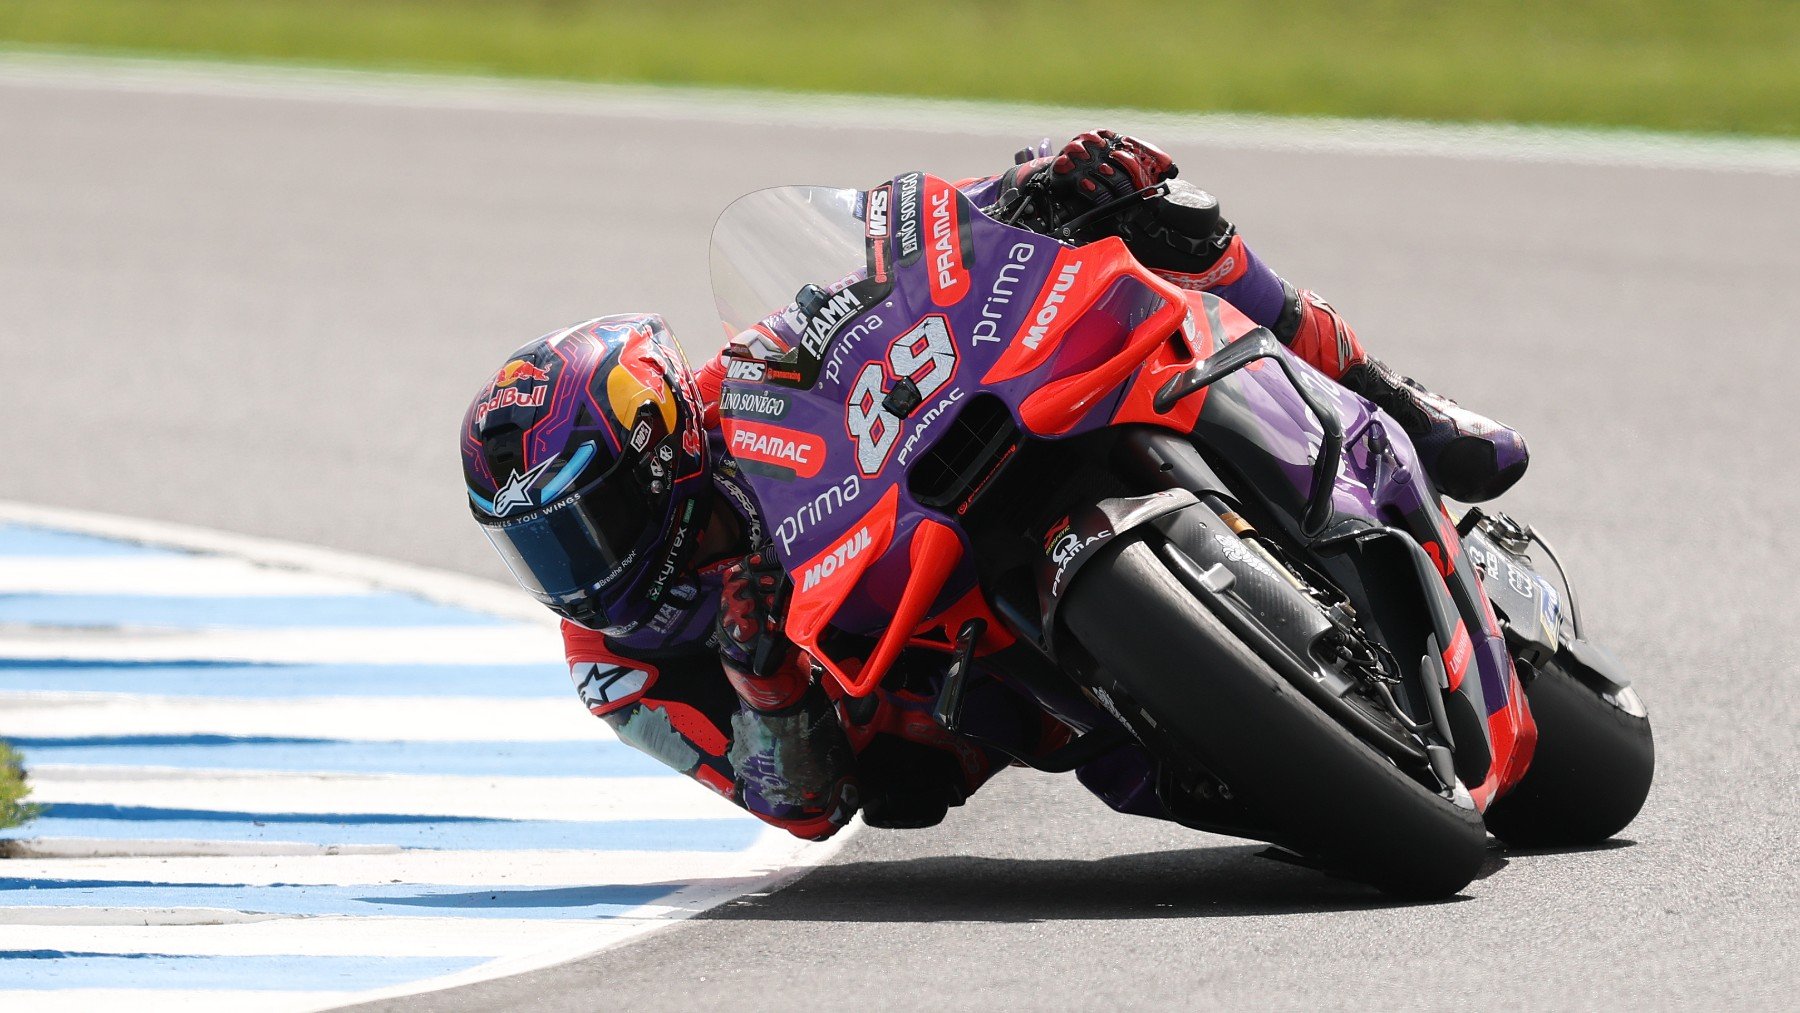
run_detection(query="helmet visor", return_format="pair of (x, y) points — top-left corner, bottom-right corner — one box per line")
(478, 466), (659, 615)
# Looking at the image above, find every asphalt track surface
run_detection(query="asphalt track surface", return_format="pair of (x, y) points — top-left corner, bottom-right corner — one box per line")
(4, 59), (1797, 1010)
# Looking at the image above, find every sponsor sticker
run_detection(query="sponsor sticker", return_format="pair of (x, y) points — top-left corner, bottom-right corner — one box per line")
(490, 457), (559, 517)
(1021, 259), (1084, 350)
(1443, 620), (1474, 689)
(800, 526), (875, 591)
(822, 312), (885, 385)
(718, 388), (790, 421)
(644, 498), (695, 603)
(924, 178), (970, 306)
(895, 172), (924, 266)
(474, 359), (552, 423)
(865, 184), (891, 239)
(896, 387), (964, 465)
(1048, 523), (1112, 595)
(494, 359), (550, 387)
(866, 184), (894, 283)
(725, 358), (767, 382)
(773, 474), (860, 553)
(799, 285), (869, 359)
(475, 385), (547, 422)
(726, 421), (827, 479)
(971, 243), (1036, 344)
(573, 662), (652, 715)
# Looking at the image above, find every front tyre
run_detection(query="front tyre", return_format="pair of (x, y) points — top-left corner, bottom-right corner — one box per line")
(1483, 655), (1654, 847)
(1063, 536), (1488, 899)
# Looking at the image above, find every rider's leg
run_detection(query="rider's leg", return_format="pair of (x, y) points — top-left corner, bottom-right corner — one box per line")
(1124, 182), (1530, 502)
(584, 647), (856, 841)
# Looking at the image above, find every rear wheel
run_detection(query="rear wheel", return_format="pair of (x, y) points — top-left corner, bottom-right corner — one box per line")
(1062, 535), (1488, 899)
(1483, 655), (1654, 847)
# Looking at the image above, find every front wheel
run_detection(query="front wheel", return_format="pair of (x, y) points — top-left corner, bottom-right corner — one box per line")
(1062, 535), (1488, 899)
(1483, 654), (1654, 847)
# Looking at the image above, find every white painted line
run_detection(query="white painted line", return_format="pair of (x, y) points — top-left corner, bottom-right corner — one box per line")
(0, 844), (835, 889)
(341, 838), (851, 1009)
(0, 908), (286, 927)
(26, 769), (746, 822)
(0, 989), (357, 1013)
(2, 50), (1798, 176)
(1, 694), (605, 741)
(0, 918), (585, 958)
(0, 625), (561, 665)
(0, 555), (373, 597)
(0, 920), (642, 964)
(0, 838), (404, 859)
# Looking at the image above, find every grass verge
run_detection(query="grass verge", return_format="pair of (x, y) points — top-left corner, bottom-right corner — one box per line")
(2, 1), (1797, 137)
(1, 742), (39, 831)
(1, 744), (40, 831)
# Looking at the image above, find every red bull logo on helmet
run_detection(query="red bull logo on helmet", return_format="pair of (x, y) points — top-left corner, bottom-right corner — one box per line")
(476, 359), (551, 422)
(494, 359), (551, 387)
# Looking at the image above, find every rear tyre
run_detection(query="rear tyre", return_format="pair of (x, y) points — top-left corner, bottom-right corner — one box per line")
(1482, 656), (1654, 847)
(1063, 536), (1488, 899)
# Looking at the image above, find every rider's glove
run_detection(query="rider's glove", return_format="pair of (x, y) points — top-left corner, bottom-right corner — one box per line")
(1001, 130), (1177, 241)
(718, 549), (782, 668)
(1040, 130), (1177, 226)
(1061, 134), (1240, 275)
(716, 549), (810, 712)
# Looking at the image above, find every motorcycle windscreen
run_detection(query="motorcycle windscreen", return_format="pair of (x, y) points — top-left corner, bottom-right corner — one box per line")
(709, 185), (868, 340)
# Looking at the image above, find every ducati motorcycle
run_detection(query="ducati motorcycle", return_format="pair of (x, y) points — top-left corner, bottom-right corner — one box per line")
(707, 174), (1654, 898)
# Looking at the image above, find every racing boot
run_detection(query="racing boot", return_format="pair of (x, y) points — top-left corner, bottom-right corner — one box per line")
(1339, 356), (1530, 502)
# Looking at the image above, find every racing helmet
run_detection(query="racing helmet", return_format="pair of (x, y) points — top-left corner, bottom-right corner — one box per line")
(462, 314), (711, 633)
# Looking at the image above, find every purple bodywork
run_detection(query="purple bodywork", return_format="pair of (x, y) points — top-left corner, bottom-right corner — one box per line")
(716, 173), (1526, 808)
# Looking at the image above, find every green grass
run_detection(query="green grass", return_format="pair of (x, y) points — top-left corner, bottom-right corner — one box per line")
(1, 742), (39, 831)
(3, 1), (1797, 137)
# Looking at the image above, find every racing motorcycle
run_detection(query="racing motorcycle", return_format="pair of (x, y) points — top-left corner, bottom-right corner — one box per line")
(707, 173), (1654, 898)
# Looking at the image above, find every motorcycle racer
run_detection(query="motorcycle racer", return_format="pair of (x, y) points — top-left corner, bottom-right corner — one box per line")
(462, 131), (1531, 842)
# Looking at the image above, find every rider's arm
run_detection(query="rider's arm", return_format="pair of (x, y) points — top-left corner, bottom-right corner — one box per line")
(694, 351), (726, 430)
(559, 560), (857, 841)
(562, 619), (741, 800)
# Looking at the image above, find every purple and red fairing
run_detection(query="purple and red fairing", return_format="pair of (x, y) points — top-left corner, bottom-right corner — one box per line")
(709, 174), (1535, 809)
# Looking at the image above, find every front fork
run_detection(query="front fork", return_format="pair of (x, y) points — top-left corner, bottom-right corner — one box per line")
(1375, 471), (1539, 809)
(1116, 425), (1537, 810)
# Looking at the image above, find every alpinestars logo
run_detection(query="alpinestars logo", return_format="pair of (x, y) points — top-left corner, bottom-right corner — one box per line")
(573, 662), (650, 715)
(800, 526), (874, 591)
(491, 456), (559, 516)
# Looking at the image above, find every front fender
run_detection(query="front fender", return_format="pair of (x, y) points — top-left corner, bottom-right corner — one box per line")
(1036, 488), (1197, 655)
